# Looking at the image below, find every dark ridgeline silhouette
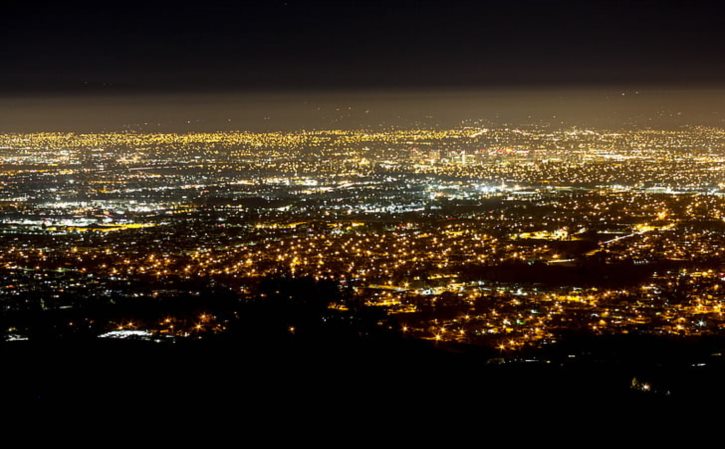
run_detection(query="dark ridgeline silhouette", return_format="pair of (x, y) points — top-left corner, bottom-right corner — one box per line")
(1, 275), (723, 448)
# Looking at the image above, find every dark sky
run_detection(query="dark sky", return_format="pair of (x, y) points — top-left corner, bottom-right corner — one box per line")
(2, 0), (724, 94)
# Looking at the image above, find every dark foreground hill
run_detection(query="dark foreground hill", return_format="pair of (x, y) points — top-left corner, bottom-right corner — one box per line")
(1, 333), (723, 448)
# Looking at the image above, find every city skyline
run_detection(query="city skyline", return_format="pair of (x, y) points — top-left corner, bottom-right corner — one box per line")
(1, 1), (723, 448)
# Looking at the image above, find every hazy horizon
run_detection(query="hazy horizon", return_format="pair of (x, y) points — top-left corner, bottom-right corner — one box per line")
(2, 87), (725, 133)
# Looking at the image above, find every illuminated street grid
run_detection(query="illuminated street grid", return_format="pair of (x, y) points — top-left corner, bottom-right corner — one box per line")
(0, 128), (723, 349)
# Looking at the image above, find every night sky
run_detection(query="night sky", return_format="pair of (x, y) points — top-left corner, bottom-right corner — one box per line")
(2, 0), (725, 94)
